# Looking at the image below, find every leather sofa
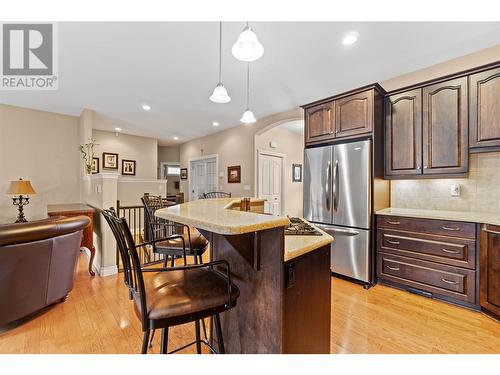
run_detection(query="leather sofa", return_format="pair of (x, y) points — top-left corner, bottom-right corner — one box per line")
(0, 215), (90, 326)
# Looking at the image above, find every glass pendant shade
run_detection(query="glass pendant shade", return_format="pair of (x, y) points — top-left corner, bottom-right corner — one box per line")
(240, 109), (256, 124)
(232, 26), (264, 62)
(210, 82), (231, 103)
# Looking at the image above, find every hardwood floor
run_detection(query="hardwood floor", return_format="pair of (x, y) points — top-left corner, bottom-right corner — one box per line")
(0, 253), (498, 354)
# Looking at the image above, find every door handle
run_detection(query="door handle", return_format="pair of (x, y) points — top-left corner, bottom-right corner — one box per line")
(386, 220), (400, 225)
(386, 239), (400, 245)
(441, 248), (460, 254)
(441, 278), (459, 285)
(442, 226), (461, 231)
(326, 161), (331, 211)
(333, 160), (339, 212)
(386, 265), (400, 271)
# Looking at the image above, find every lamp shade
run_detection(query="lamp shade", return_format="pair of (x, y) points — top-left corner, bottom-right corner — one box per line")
(240, 109), (257, 124)
(6, 178), (36, 196)
(232, 26), (264, 62)
(210, 83), (231, 103)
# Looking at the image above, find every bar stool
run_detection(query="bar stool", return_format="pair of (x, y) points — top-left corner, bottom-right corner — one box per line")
(101, 208), (239, 354)
(142, 195), (209, 266)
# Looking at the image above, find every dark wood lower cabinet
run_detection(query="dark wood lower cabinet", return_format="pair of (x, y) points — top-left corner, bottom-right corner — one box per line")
(204, 227), (331, 353)
(377, 252), (476, 304)
(284, 245), (331, 354)
(480, 224), (500, 319)
(376, 215), (479, 309)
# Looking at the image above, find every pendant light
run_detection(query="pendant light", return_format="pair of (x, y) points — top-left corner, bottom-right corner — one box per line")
(240, 63), (257, 124)
(210, 22), (231, 103)
(232, 22), (264, 62)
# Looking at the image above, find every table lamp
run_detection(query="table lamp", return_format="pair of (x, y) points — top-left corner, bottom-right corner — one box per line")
(6, 178), (37, 223)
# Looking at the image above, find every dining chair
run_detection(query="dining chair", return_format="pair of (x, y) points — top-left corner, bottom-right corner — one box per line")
(203, 192), (232, 199)
(101, 208), (239, 354)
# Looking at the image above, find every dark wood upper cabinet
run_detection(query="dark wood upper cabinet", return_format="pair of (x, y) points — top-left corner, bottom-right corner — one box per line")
(385, 89), (422, 177)
(469, 67), (500, 151)
(480, 224), (500, 319)
(304, 102), (334, 144)
(334, 89), (373, 138)
(422, 77), (468, 175)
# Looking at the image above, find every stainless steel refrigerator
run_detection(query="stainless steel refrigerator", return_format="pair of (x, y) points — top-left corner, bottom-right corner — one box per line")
(304, 139), (372, 284)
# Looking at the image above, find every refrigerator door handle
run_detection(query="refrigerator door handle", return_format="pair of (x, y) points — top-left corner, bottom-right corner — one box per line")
(333, 160), (339, 212)
(325, 161), (331, 211)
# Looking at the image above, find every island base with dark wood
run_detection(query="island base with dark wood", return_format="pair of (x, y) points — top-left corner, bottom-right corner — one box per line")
(200, 227), (331, 354)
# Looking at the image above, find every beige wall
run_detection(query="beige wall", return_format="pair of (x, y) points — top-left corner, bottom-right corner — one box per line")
(391, 153), (500, 214)
(255, 126), (304, 217)
(380, 45), (500, 92)
(158, 145), (180, 194)
(179, 108), (303, 199)
(92, 129), (158, 180)
(0, 104), (81, 223)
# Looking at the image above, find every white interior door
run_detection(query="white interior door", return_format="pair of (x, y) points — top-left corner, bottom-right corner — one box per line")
(189, 157), (217, 200)
(258, 153), (283, 215)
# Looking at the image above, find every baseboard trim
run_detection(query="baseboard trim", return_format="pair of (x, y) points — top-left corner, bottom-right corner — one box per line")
(80, 247), (118, 277)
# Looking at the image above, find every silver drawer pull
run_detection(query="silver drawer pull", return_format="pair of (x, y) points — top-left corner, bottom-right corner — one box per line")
(442, 226), (461, 231)
(386, 220), (400, 225)
(387, 265), (400, 271)
(386, 239), (400, 245)
(441, 248), (460, 254)
(441, 278), (459, 285)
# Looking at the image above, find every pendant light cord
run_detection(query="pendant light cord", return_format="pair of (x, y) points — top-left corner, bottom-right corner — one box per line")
(246, 63), (250, 108)
(218, 21), (222, 83)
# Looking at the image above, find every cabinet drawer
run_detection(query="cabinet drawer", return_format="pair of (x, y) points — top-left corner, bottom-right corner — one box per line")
(377, 252), (476, 304)
(377, 215), (476, 240)
(377, 229), (476, 269)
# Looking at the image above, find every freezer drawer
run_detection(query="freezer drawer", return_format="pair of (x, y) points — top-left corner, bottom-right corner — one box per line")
(317, 224), (371, 283)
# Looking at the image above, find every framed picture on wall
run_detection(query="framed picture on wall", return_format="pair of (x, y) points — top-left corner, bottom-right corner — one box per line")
(91, 157), (99, 174)
(103, 152), (118, 169)
(228, 165), (241, 183)
(292, 164), (302, 182)
(122, 159), (136, 176)
(180, 168), (188, 180)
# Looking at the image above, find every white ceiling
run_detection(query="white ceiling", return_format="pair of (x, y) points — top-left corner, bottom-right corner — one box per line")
(1, 22), (499, 145)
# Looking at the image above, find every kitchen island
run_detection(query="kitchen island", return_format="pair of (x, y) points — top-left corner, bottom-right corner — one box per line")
(156, 198), (333, 354)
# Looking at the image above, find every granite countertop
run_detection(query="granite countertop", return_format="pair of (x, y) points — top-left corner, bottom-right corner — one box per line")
(155, 198), (334, 261)
(376, 207), (500, 226)
(155, 198), (290, 235)
(284, 221), (333, 262)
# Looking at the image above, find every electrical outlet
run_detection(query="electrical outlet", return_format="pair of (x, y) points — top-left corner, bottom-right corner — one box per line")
(244, 185), (251, 191)
(450, 183), (461, 197)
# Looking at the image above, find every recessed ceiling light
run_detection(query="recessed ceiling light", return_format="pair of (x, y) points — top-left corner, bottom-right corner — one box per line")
(141, 104), (151, 111)
(173, 136), (179, 140)
(114, 127), (122, 132)
(342, 31), (358, 46)
(212, 121), (219, 127)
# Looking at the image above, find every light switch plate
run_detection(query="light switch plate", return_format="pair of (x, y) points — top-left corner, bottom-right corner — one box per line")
(451, 183), (461, 197)
(244, 185), (251, 191)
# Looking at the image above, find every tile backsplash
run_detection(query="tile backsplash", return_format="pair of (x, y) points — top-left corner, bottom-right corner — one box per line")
(391, 152), (500, 213)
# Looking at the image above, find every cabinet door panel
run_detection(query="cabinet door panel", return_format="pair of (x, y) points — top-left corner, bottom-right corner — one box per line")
(480, 224), (500, 317)
(305, 103), (335, 144)
(422, 77), (468, 175)
(335, 90), (373, 138)
(470, 67), (500, 149)
(385, 89), (422, 177)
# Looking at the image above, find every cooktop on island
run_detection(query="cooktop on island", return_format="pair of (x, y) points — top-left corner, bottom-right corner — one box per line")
(285, 217), (322, 236)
